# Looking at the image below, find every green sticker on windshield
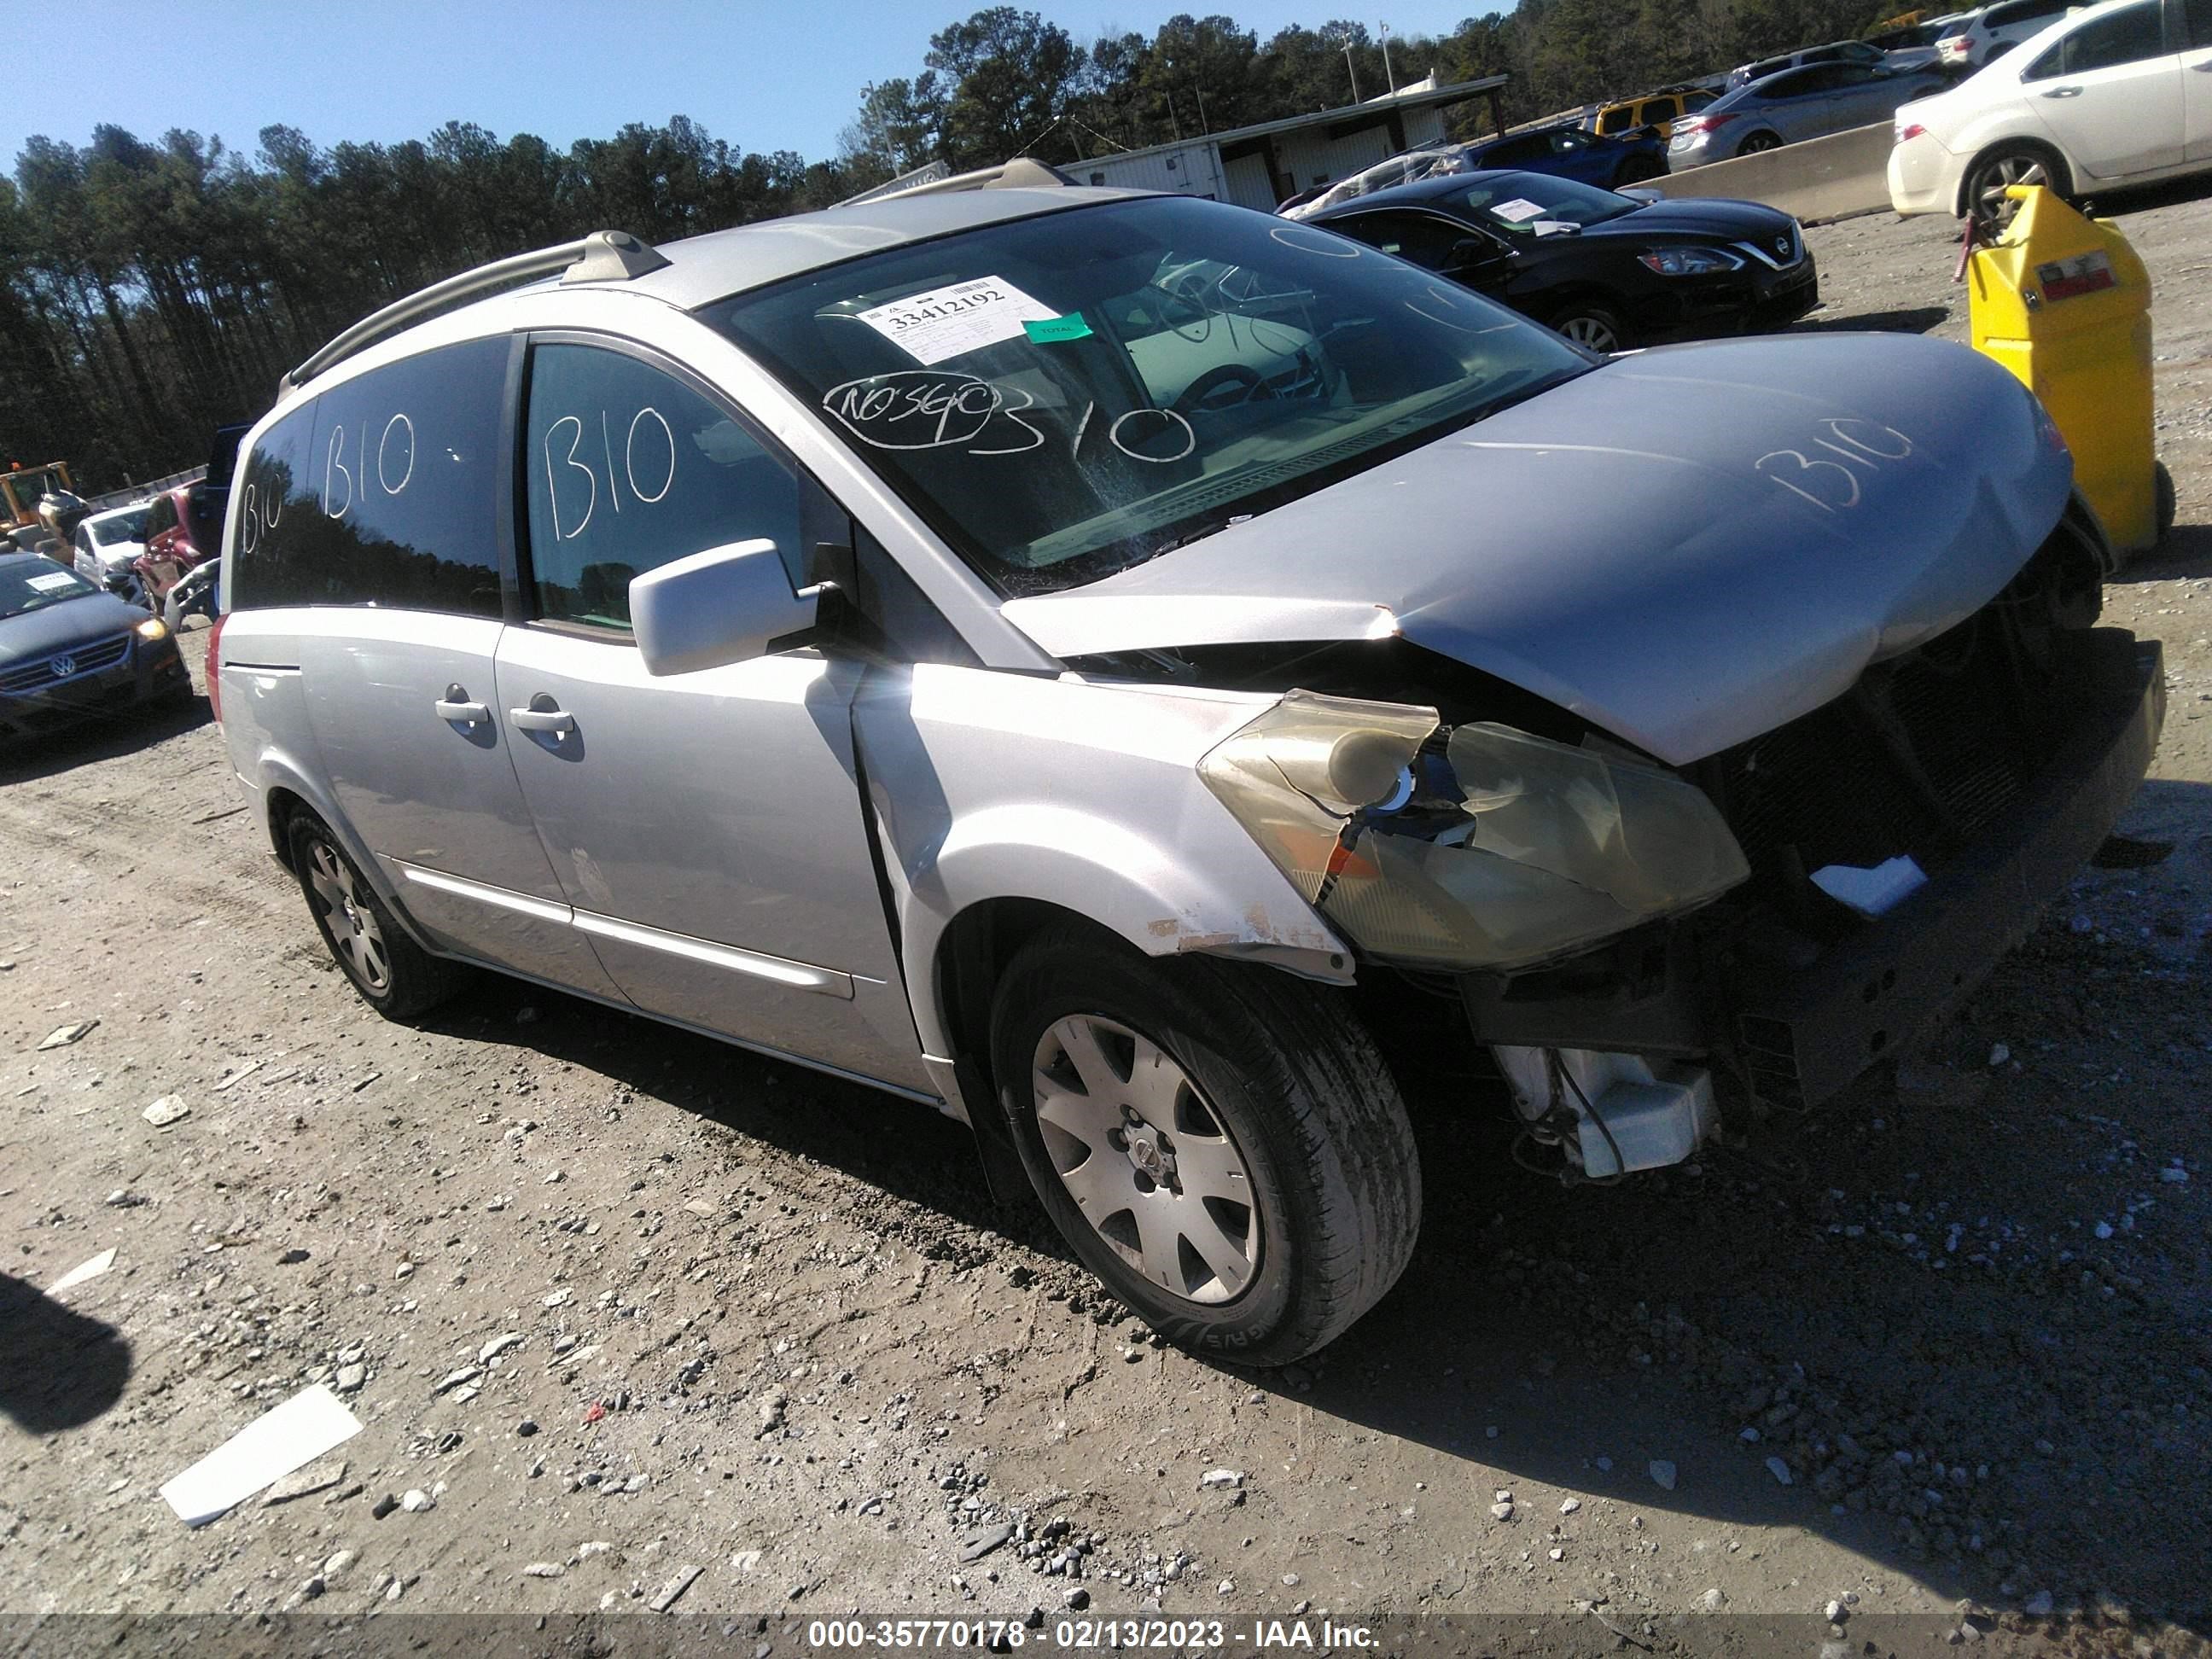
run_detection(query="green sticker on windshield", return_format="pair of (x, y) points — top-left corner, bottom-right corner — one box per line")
(1023, 313), (1093, 343)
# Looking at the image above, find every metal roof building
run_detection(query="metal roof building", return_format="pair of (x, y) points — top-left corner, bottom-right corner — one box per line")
(1073, 75), (1510, 212)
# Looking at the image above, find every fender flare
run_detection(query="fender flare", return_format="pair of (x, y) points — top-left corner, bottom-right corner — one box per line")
(896, 800), (1351, 1057)
(245, 748), (442, 954)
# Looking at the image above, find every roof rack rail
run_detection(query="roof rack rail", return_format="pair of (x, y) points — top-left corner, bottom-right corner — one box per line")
(851, 156), (1076, 205)
(278, 229), (670, 398)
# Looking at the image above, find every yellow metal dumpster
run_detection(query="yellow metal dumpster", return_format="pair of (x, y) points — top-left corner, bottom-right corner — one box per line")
(1967, 185), (2162, 559)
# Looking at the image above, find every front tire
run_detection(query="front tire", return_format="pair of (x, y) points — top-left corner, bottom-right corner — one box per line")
(287, 814), (465, 1020)
(990, 923), (1421, 1367)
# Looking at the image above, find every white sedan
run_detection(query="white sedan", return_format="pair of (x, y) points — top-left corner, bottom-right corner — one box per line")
(1889, 0), (2212, 225)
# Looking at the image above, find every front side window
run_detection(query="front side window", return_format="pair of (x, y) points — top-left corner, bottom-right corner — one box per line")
(707, 195), (1588, 597)
(1598, 106), (1633, 133)
(1330, 210), (1471, 269)
(1549, 128), (1592, 152)
(144, 494), (177, 538)
(230, 336), (505, 614)
(2188, 0), (2212, 47)
(522, 343), (801, 630)
(2025, 0), (2166, 74)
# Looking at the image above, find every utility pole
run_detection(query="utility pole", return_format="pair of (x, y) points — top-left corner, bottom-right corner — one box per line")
(1195, 83), (1211, 134)
(1343, 41), (1361, 102)
(1380, 21), (1397, 94)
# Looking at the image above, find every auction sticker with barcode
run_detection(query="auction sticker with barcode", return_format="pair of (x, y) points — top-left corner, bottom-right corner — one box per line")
(858, 277), (1062, 365)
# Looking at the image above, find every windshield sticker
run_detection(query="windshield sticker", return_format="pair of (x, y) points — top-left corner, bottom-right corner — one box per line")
(822, 369), (1043, 456)
(856, 276), (1062, 365)
(1022, 312), (1094, 345)
(1491, 198), (1546, 224)
(26, 570), (77, 591)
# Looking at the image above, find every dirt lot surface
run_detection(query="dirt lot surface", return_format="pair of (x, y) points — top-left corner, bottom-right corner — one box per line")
(3, 187), (2210, 1658)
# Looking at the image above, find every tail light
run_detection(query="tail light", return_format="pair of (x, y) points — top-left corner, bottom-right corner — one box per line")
(206, 610), (227, 724)
(1897, 122), (1928, 142)
(1677, 113), (1737, 136)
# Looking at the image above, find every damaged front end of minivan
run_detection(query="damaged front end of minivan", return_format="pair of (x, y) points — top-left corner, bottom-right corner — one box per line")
(1033, 495), (2160, 1185)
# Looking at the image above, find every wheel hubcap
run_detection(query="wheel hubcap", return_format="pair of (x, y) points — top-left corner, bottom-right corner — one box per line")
(1031, 1015), (1260, 1305)
(306, 841), (391, 993)
(1561, 316), (1618, 352)
(1977, 156), (2048, 228)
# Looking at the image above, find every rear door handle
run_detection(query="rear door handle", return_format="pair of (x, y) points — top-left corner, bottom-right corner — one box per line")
(2040, 84), (2082, 96)
(510, 702), (576, 736)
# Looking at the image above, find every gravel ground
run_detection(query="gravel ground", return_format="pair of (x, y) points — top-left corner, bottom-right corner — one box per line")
(3, 185), (2209, 1656)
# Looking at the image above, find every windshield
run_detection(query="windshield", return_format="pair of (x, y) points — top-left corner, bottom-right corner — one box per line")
(90, 507), (149, 546)
(1460, 174), (1643, 234)
(0, 561), (96, 619)
(707, 195), (1590, 596)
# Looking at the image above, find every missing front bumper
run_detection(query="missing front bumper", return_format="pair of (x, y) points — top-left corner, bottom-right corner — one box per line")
(1728, 630), (2163, 1108)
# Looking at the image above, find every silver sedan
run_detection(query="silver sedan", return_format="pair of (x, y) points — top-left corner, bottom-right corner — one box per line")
(1671, 61), (1950, 166)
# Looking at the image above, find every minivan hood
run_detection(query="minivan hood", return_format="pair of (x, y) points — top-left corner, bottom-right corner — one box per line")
(1002, 333), (2071, 765)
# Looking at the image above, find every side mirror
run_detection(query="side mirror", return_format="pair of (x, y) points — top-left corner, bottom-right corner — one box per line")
(631, 538), (832, 677)
(1449, 236), (1508, 268)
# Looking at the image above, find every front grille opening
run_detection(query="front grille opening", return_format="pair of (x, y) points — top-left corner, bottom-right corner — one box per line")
(1703, 541), (2093, 913)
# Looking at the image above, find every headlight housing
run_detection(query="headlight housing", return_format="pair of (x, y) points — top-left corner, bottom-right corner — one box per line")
(1638, 246), (1744, 276)
(135, 616), (169, 642)
(1199, 690), (1749, 971)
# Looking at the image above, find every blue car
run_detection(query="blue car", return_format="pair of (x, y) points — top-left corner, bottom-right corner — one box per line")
(1458, 120), (1669, 189)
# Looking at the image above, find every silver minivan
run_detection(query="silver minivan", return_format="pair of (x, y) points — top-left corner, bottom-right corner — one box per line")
(215, 172), (2163, 1363)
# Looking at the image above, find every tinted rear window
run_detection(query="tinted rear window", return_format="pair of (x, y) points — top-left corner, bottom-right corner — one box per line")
(231, 336), (507, 615)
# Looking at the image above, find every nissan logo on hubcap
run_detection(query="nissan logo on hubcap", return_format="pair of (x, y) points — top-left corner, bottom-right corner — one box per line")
(49, 655), (75, 679)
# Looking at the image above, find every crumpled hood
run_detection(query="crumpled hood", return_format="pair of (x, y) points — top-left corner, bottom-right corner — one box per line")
(1002, 333), (2071, 765)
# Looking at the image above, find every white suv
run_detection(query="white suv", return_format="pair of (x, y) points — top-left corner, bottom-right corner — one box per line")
(1934, 0), (2073, 67)
(212, 170), (2161, 1363)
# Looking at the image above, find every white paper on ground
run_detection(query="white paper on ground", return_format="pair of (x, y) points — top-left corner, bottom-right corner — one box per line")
(856, 276), (1060, 365)
(159, 1383), (363, 1527)
(49, 1247), (116, 1295)
(1811, 854), (1928, 918)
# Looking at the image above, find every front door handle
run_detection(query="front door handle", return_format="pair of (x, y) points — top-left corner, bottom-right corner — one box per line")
(2040, 84), (2083, 96)
(510, 701), (576, 736)
(434, 684), (489, 725)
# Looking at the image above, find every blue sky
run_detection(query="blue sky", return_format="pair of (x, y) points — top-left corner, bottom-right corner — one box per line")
(5, 0), (1498, 174)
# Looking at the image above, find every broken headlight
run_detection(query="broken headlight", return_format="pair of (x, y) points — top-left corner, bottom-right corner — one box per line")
(1198, 690), (1749, 970)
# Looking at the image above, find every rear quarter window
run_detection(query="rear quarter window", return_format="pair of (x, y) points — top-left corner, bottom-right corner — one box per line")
(231, 336), (508, 615)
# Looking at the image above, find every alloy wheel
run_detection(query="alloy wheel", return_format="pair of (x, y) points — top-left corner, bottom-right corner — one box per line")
(306, 840), (392, 993)
(1974, 154), (2051, 230)
(1030, 1014), (1260, 1304)
(1558, 314), (1621, 352)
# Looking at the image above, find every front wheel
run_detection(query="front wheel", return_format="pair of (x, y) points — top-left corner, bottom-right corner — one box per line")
(1551, 304), (1628, 353)
(990, 923), (1421, 1366)
(287, 813), (466, 1020)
